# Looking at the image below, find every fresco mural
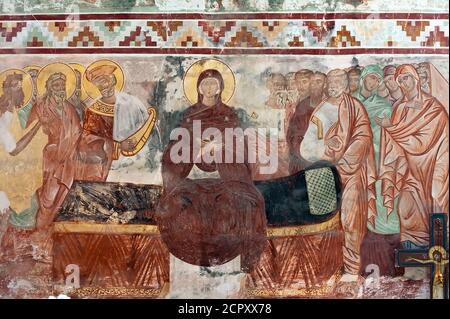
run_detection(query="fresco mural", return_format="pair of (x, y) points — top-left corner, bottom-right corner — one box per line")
(0, 0), (448, 300)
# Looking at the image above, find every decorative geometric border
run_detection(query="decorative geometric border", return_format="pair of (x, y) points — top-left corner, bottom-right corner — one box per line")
(1, 12), (448, 20)
(0, 13), (448, 55)
(55, 287), (163, 299)
(1, 0), (448, 15)
(245, 269), (343, 298)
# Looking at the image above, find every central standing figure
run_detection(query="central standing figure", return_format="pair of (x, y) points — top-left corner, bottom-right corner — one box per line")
(156, 59), (267, 273)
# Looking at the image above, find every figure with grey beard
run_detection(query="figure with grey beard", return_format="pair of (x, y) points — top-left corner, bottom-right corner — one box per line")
(265, 73), (288, 109)
(302, 69), (377, 285)
(285, 72), (299, 107)
(20, 72), (82, 229)
(325, 69), (376, 284)
(0, 72), (82, 263)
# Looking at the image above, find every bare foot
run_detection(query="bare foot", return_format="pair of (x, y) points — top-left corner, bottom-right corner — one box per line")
(340, 273), (360, 283)
(334, 273), (364, 298)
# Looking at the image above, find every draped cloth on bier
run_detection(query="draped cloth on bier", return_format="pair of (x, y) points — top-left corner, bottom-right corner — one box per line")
(251, 162), (343, 291)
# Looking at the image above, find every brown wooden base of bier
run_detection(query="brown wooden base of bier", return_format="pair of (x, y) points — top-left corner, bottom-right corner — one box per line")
(52, 214), (342, 298)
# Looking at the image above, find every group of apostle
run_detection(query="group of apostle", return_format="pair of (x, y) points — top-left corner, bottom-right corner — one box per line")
(266, 62), (449, 281)
(0, 61), (155, 261)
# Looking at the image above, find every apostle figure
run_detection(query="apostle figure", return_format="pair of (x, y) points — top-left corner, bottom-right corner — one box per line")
(0, 69), (47, 228)
(383, 65), (403, 106)
(76, 60), (156, 182)
(24, 65), (83, 229)
(354, 65), (400, 235)
(286, 71), (326, 174)
(16, 66), (40, 129)
(0, 72), (26, 154)
(265, 73), (287, 110)
(156, 59), (267, 273)
(283, 73), (297, 134)
(376, 64), (449, 280)
(294, 69), (313, 103)
(0, 72), (27, 221)
(415, 63), (431, 94)
(303, 69), (377, 283)
(415, 62), (449, 114)
(348, 67), (361, 95)
(1, 63), (83, 262)
(285, 72), (299, 108)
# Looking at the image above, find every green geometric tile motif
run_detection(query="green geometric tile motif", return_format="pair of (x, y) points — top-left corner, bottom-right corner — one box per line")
(305, 167), (338, 216)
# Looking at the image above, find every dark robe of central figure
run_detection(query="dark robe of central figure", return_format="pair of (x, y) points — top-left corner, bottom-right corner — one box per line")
(156, 69), (267, 273)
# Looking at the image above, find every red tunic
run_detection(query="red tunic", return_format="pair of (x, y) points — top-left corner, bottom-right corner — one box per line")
(26, 97), (82, 228)
(76, 101), (118, 182)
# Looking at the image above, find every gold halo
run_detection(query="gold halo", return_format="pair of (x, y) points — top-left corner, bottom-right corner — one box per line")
(183, 58), (236, 105)
(429, 245), (447, 260)
(0, 68), (33, 109)
(69, 63), (89, 102)
(83, 59), (125, 100)
(23, 65), (41, 98)
(23, 65), (41, 75)
(36, 63), (77, 99)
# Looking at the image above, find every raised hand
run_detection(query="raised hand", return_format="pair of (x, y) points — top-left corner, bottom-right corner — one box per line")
(325, 136), (341, 150)
(121, 137), (137, 153)
(375, 115), (393, 128)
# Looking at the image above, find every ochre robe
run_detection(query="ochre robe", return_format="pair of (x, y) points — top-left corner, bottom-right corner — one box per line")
(323, 93), (377, 275)
(379, 92), (449, 246)
(26, 97), (82, 228)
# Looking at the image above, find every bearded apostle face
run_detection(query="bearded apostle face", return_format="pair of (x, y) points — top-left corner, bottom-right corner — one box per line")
(92, 74), (117, 98)
(266, 73), (287, 108)
(267, 73), (287, 94)
(396, 73), (416, 94)
(310, 72), (326, 99)
(327, 71), (348, 98)
(50, 78), (67, 103)
(363, 73), (381, 92)
(347, 68), (361, 94)
(295, 70), (313, 99)
(416, 65), (431, 93)
(286, 73), (296, 91)
(0, 74), (25, 113)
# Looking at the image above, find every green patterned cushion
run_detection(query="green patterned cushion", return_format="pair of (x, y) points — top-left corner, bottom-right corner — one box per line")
(305, 167), (338, 216)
